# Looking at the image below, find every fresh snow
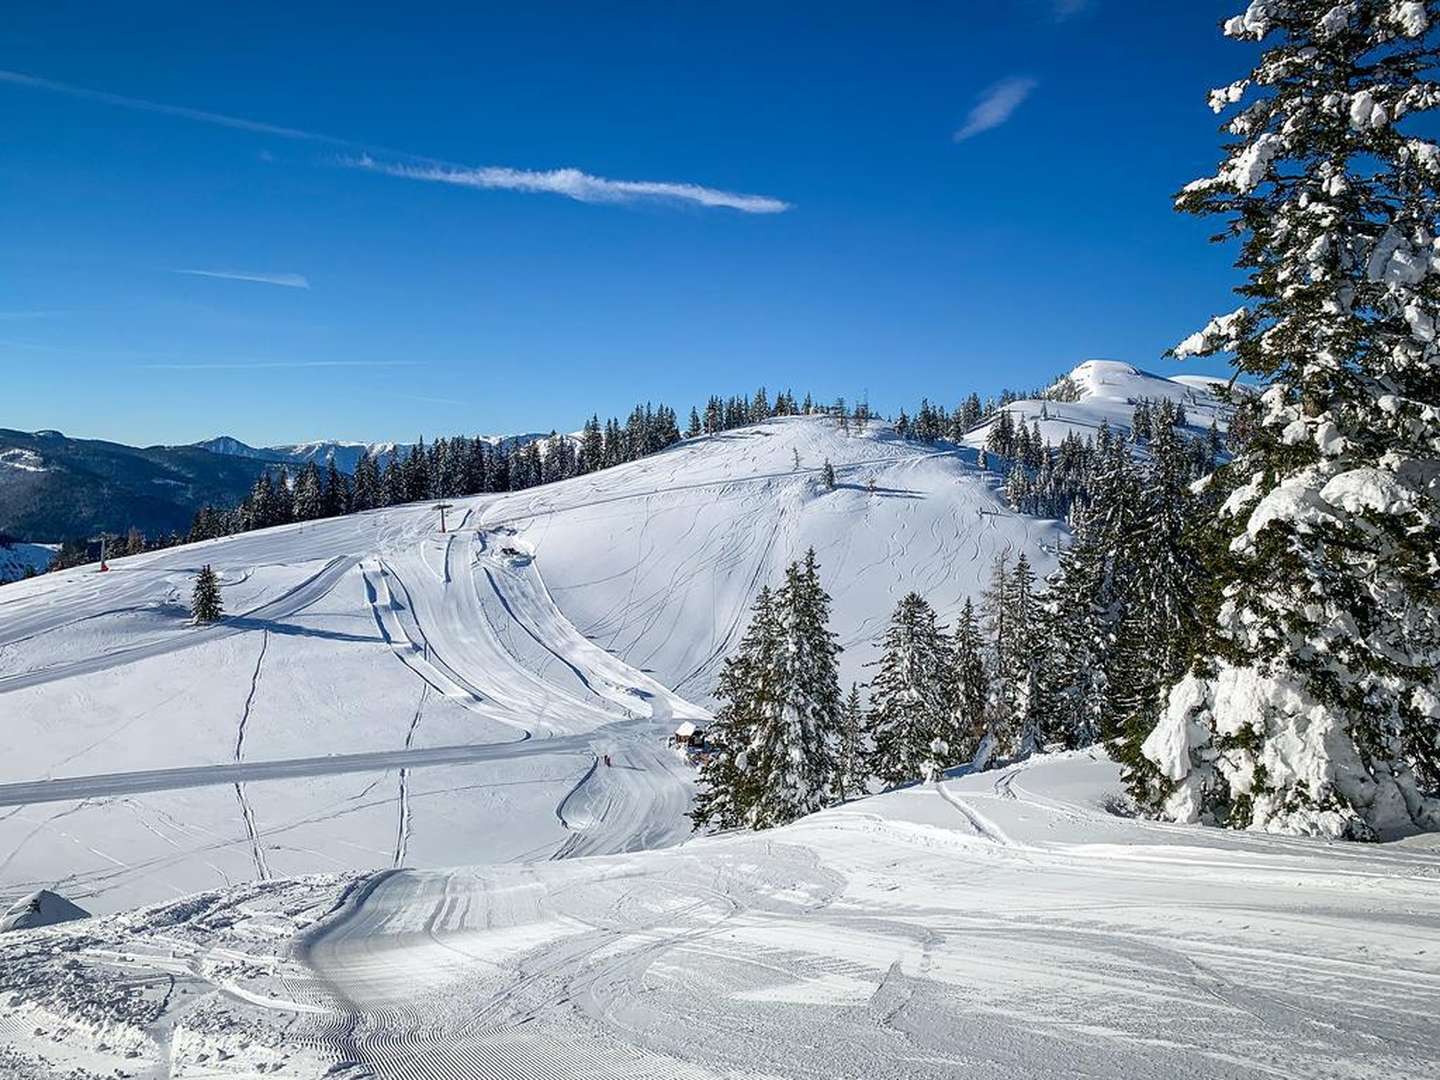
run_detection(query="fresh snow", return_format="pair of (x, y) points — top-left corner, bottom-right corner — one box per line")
(0, 416), (1057, 915)
(3, 412), (1436, 1079)
(964, 359), (1237, 450)
(2, 753), (1436, 1079)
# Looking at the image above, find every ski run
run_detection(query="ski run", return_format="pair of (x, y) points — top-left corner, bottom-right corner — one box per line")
(2, 410), (1438, 1079)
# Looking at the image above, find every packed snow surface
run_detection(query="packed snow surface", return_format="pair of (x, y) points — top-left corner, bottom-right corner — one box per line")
(0, 417), (1057, 914)
(2, 753), (1436, 1079)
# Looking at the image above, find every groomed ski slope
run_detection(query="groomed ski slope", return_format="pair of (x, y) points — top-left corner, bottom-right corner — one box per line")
(3, 753), (1436, 1080)
(0, 416), (1058, 914)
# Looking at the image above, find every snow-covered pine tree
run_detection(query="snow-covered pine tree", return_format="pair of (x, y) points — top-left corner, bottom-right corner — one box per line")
(1140, 1), (1440, 838)
(292, 463), (324, 521)
(191, 564), (224, 623)
(864, 592), (962, 785)
(950, 597), (990, 760)
(761, 549), (844, 823)
(1112, 415), (1207, 796)
(981, 552), (1016, 749)
(691, 586), (780, 831)
(352, 451), (380, 511)
(822, 459), (837, 489)
(1038, 509), (1113, 749)
(836, 683), (865, 801)
(1007, 553), (1044, 753)
(694, 552), (844, 830)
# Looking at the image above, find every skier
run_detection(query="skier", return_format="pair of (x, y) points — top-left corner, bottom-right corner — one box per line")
(603, 753), (612, 768)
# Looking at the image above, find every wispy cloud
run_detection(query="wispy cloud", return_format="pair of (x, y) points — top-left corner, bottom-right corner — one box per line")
(346, 156), (791, 214)
(953, 77), (1039, 141)
(1053, 0), (1093, 20)
(1, 68), (789, 215)
(139, 360), (421, 371)
(173, 269), (311, 289)
(0, 310), (63, 320)
(0, 68), (355, 147)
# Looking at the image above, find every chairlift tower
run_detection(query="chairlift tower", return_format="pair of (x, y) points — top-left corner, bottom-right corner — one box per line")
(434, 502), (455, 533)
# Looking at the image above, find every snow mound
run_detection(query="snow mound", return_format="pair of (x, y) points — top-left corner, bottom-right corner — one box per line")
(964, 359), (1236, 451)
(0, 889), (89, 933)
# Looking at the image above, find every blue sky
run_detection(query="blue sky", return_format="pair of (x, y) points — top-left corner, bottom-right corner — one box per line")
(3, 1), (1249, 446)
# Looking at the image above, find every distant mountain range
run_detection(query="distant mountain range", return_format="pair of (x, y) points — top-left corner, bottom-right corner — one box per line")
(0, 429), (556, 543)
(0, 429), (279, 543)
(2, 362), (1233, 545)
(190, 433), (552, 475)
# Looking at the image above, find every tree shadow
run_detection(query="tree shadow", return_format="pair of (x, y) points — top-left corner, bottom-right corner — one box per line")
(221, 616), (381, 644)
(834, 483), (925, 499)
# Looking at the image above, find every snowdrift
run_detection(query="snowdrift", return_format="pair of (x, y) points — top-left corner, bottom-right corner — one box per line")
(3, 752), (1436, 1079)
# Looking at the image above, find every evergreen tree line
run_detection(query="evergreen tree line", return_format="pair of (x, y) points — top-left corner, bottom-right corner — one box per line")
(186, 388), (840, 544)
(694, 416), (1209, 830)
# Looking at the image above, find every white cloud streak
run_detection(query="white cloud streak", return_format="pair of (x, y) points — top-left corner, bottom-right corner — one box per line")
(953, 76), (1038, 141)
(173, 269), (311, 289)
(1054, 0), (1093, 20)
(1, 68), (790, 215)
(346, 155), (791, 214)
(0, 68), (355, 146)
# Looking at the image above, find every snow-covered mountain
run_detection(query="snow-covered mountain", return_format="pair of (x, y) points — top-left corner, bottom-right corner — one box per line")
(0, 539), (56, 583)
(963, 359), (1239, 450)
(0, 428), (274, 542)
(194, 433), (559, 474)
(2, 412), (1436, 1080)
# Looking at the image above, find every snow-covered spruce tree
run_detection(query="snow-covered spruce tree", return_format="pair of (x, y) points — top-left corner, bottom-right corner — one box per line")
(1037, 508), (1114, 749)
(691, 586), (780, 830)
(980, 552), (1014, 746)
(191, 564), (224, 624)
(864, 592), (962, 785)
(693, 552), (844, 830)
(764, 548), (845, 818)
(1141, 1), (1440, 838)
(1007, 554), (1045, 754)
(951, 597), (990, 759)
(836, 683), (866, 801)
(1112, 417), (1208, 797)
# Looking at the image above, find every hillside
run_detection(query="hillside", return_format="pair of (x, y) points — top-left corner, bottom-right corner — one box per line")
(962, 359), (1238, 451)
(0, 429), (270, 542)
(0, 539), (55, 583)
(2, 413), (1437, 1080)
(0, 415), (1059, 915)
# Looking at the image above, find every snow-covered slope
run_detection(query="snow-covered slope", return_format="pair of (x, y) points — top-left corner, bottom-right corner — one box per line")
(3, 751), (1435, 1080)
(964, 359), (1236, 450)
(0, 417), (1056, 915)
(0, 540), (55, 583)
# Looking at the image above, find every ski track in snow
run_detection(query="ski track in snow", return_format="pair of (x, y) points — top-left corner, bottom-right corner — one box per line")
(6, 416), (1430, 1078)
(234, 630), (272, 880)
